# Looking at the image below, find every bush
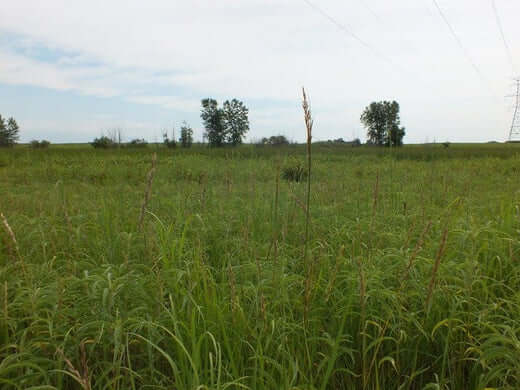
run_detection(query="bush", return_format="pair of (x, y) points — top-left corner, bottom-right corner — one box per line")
(262, 135), (290, 146)
(91, 136), (116, 149)
(30, 140), (50, 149)
(163, 131), (177, 149)
(128, 138), (148, 148)
(281, 159), (307, 182)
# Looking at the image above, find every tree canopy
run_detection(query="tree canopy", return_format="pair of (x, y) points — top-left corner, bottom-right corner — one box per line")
(0, 115), (20, 147)
(260, 135), (289, 146)
(223, 99), (249, 146)
(361, 101), (405, 146)
(201, 98), (249, 146)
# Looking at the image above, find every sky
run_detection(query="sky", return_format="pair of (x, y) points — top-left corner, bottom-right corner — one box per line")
(0, 0), (519, 144)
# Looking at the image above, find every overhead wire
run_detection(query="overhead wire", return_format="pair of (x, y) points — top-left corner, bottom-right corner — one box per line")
(357, 0), (383, 25)
(357, 0), (418, 56)
(301, 0), (406, 73)
(302, 0), (498, 95)
(431, 0), (488, 84)
(491, 0), (516, 76)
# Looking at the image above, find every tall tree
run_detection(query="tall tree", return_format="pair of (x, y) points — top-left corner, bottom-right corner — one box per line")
(223, 99), (249, 146)
(0, 115), (5, 146)
(179, 121), (194, 148)
(0, 116), (20, 147)
(361, 101), (405, 146)
(201, 98), (226, 147)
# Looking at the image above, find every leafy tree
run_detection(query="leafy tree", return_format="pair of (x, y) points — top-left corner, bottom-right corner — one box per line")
(201, 99), (226, 147)
(128, 138), (148, 148)
(91, 136), (116, 149)
(30, 140), (50, 148)
(223, 99), (249, 146)
(361, 101), (405, 146)
(361, 102), (385, 145)
(179, 122), (194, 148)
(201, 98), (250, 147)
(0, 115), (20, 147)
(0, 116), (6, 146)
(261, 135), (289, 146)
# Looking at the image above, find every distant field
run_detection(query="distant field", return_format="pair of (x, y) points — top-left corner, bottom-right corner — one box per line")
(1, 143), (520, 389)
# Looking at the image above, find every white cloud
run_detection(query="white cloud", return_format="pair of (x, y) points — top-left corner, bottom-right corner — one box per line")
(125, 95), (200, 112)
(0, 50), (119, 97)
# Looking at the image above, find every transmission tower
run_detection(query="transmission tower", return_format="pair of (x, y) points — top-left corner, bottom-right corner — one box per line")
(508, 78), (520, 142)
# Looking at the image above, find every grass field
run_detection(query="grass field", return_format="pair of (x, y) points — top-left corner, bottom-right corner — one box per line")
(1, 143), (520, 389)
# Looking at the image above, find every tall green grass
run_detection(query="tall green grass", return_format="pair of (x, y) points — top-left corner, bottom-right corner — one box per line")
(0, 144), (519, 389)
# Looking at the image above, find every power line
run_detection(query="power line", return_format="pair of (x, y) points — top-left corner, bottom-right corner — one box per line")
(358, 0), (418, 56)
(491, 0), (516, 75)
(301, 0), (403, 72)
(431, 0), (487, 83)
(358, 0), (383, 25)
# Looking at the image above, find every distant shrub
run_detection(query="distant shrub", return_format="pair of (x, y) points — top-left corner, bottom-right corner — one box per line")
(163, 130), (177, 148)
(91, 136), (116, 149)
(128, 138), (148, 148)
(260, 135), (290, 146)
(30, 140), (50, 148)
(322, 138), (361, 146)
(442, 142), (450, 148)
(282, 159), (307, 182)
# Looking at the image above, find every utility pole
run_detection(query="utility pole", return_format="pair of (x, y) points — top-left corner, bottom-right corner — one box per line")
(507, 78), (520, 142)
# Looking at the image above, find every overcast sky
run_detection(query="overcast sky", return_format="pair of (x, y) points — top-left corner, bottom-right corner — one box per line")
(1, 0), (519, 143)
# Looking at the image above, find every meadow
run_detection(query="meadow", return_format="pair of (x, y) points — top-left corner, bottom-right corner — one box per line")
(1, 143), (520, 389)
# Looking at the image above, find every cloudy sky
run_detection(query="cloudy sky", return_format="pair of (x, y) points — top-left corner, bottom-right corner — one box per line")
(1, 0), (519, 143)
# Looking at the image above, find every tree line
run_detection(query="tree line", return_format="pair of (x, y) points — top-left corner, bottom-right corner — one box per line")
(1, 99), (406, 148)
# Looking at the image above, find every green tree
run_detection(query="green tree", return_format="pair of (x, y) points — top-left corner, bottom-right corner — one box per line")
(0, 115), (20, 147)
(179, 122), (194, 148)
(0, 115), (5, 146)
(30, 140), (51, 148)
(261, 135), (289, 146)
(361, 101), (405, 146)
(223, 99), (249, 146)
(90, 136), (115, 149)
(201, 98), (226, 147)
(201, 98), (250, 147)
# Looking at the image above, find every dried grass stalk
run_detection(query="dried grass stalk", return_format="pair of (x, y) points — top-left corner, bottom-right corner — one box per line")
(138, 153), (157, 232)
